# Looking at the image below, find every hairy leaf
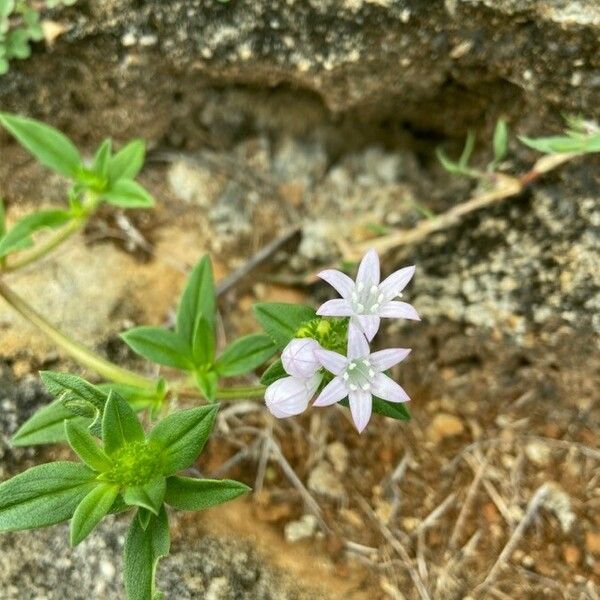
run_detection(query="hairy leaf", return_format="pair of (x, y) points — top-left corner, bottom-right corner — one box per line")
(124, 506), (170, 600)
(65, 421), (113, 472)
(259, 359), (286, 386)
(253, 303), (316, 349)
(164, 476), (249, 511)
(148, 405), (218, 476)
(70, 483), (119, 545)
(0, 210), (70, 258)
(0, 462), (96, 531)
(102, 392), (144, 455)
(0, 113), (81, 177)
(215, 334), (277, 377)
(123, 479), (166, 516)
(121, 326), (194, 370)
(191, 315), (215, 367)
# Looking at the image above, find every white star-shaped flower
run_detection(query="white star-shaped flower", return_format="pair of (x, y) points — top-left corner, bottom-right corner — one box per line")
(314, 324), (411, 432)
(316, 249), (420, 341)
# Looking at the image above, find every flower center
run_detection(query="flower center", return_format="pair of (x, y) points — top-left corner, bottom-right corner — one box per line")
(342, 358), (376, 392)
(351, 283), (384, 314)
(101, 441), (163, 487)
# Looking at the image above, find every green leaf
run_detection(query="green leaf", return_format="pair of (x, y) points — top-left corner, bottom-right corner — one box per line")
(148, 405), (218, 476)
(123, 479), (166, 516)
(194, 369), (218, 403)
(137, 507), (152, 530)
(0, 112), (82, 177)
(253, 303), (316, 350)
(102, 391), (145, 455)
(176, 255), (216, 346)
(102, 179), (155, 208)
(108, 139), (145, 183)
(259, 359), (286, 386)
(65, 420), (113, 472)
(0, 462), (96, 531)
(191, 315), (215, 367)
(40, 371), (106, 409)
(92, 139), (112, 179)
(215, 334), (277, 377)
(70, 483), (119, 545)
(340, 397), (411, 421)
(0, 1), (14, 19)
(121, 326), (194, 370)
(164, 476), (249, 511)
(492, 118), (509, 164)
(519, 133), (600, 154)
(5, 29), (31, 60)
(124, 506), (170, 600)
(458, 130), (476, 169)
(11, 398), (90, 446)
(0, 209), (71, 258)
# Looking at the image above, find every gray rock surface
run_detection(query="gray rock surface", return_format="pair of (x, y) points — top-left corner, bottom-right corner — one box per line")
(0, 0), (599, 145)
(0, 518), (311, 599)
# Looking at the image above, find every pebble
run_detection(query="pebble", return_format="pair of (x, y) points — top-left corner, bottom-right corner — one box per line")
(308, 461), (346, 500)
(525, 441), (551, 466)
(326, 441), (349, 474)
(586, 531), (600, 555)
(284, 515), (318, 543)
(426, 413), (464, 442)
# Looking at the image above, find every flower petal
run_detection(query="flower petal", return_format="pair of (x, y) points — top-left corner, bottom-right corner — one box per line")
(348, 322), (370, 359)
(379, 266), (416, 302)
(318, 269), (355, 299)
(281, 338), (321, 378)
(313, 377), (347, 407)
(265, 376), (319, 418)
(371, 373), (410, 403)
(355, 315), (380, 341)
(379, 300), (421, 320)
(356, 248), (380, 289)
(348, 389), (373, 433)
(370, 348), (411, 372)
(316, 298), (353, 317)
(315, 348), (347, 375)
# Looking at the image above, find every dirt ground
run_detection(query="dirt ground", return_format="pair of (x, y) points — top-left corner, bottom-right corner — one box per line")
(0, 100), (598, 599)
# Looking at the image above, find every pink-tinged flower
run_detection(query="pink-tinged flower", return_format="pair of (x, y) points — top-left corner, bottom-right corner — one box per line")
(265, 373), (323, 419)
(314, 324), (411, 433)
(316, 249), (420, 341)
(281, 338), (321, 379)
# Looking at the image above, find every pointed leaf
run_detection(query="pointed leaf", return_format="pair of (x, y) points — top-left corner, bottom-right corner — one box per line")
(176, 256), (216, 345)
(123, 479), (166, 516)
(102, 179), (154, 208)
(92, 139), (112, 179)
(102, 391), (144, 455)
(191, 315), (215, 367)
(492, 118), (509, 163)
(121, 326), (194, 370)
(40, 371), (106, 410)
(215, 334), (277, 377)
(253, 303), (316, 350)
(0, 210), (71, 258)
(259, 359), (286, 386)
(70, 483), (119, 545)
(65, 421), (113, 472)
(108, 139), (145, 183)
(164, 476), (249, 511)
(124, 506), (170, 600)
(195, 370), (217, 403)
(11, 398), (90, 446)
(0, 462), (96, 531)
(148, 405), (218, 476)
(138, 507), (152, 530)
(0, 113), (82, 177)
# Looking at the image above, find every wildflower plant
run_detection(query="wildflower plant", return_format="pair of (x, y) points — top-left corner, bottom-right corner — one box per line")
(0, 112), (418, 598)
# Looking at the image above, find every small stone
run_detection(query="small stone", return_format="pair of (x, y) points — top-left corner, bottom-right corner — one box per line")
(308, 461), (345, 500)
(326, 441), (349, 474)
(426, 413), (464, 442)
(563, 544), (581, 566)
(284, 514), (318, 543)
(121, 32), (137, 47)
(525, 441), (551, 466)
(205, 576), (232, 600)
(586, 531), (600, 555)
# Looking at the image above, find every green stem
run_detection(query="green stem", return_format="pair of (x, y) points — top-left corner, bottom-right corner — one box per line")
(2, 217), (86, 273)
(216, 385), (266, 400)
(0, 278), (156, 389)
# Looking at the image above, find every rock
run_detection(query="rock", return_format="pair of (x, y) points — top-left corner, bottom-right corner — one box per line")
(562, 544), (581, 566)
(308, 461), (346, 500)
(525, 441), (552, 466)
(426, 413), (465, 443)
(0, 518), (322, 599)
(284, 515), (319, 543)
